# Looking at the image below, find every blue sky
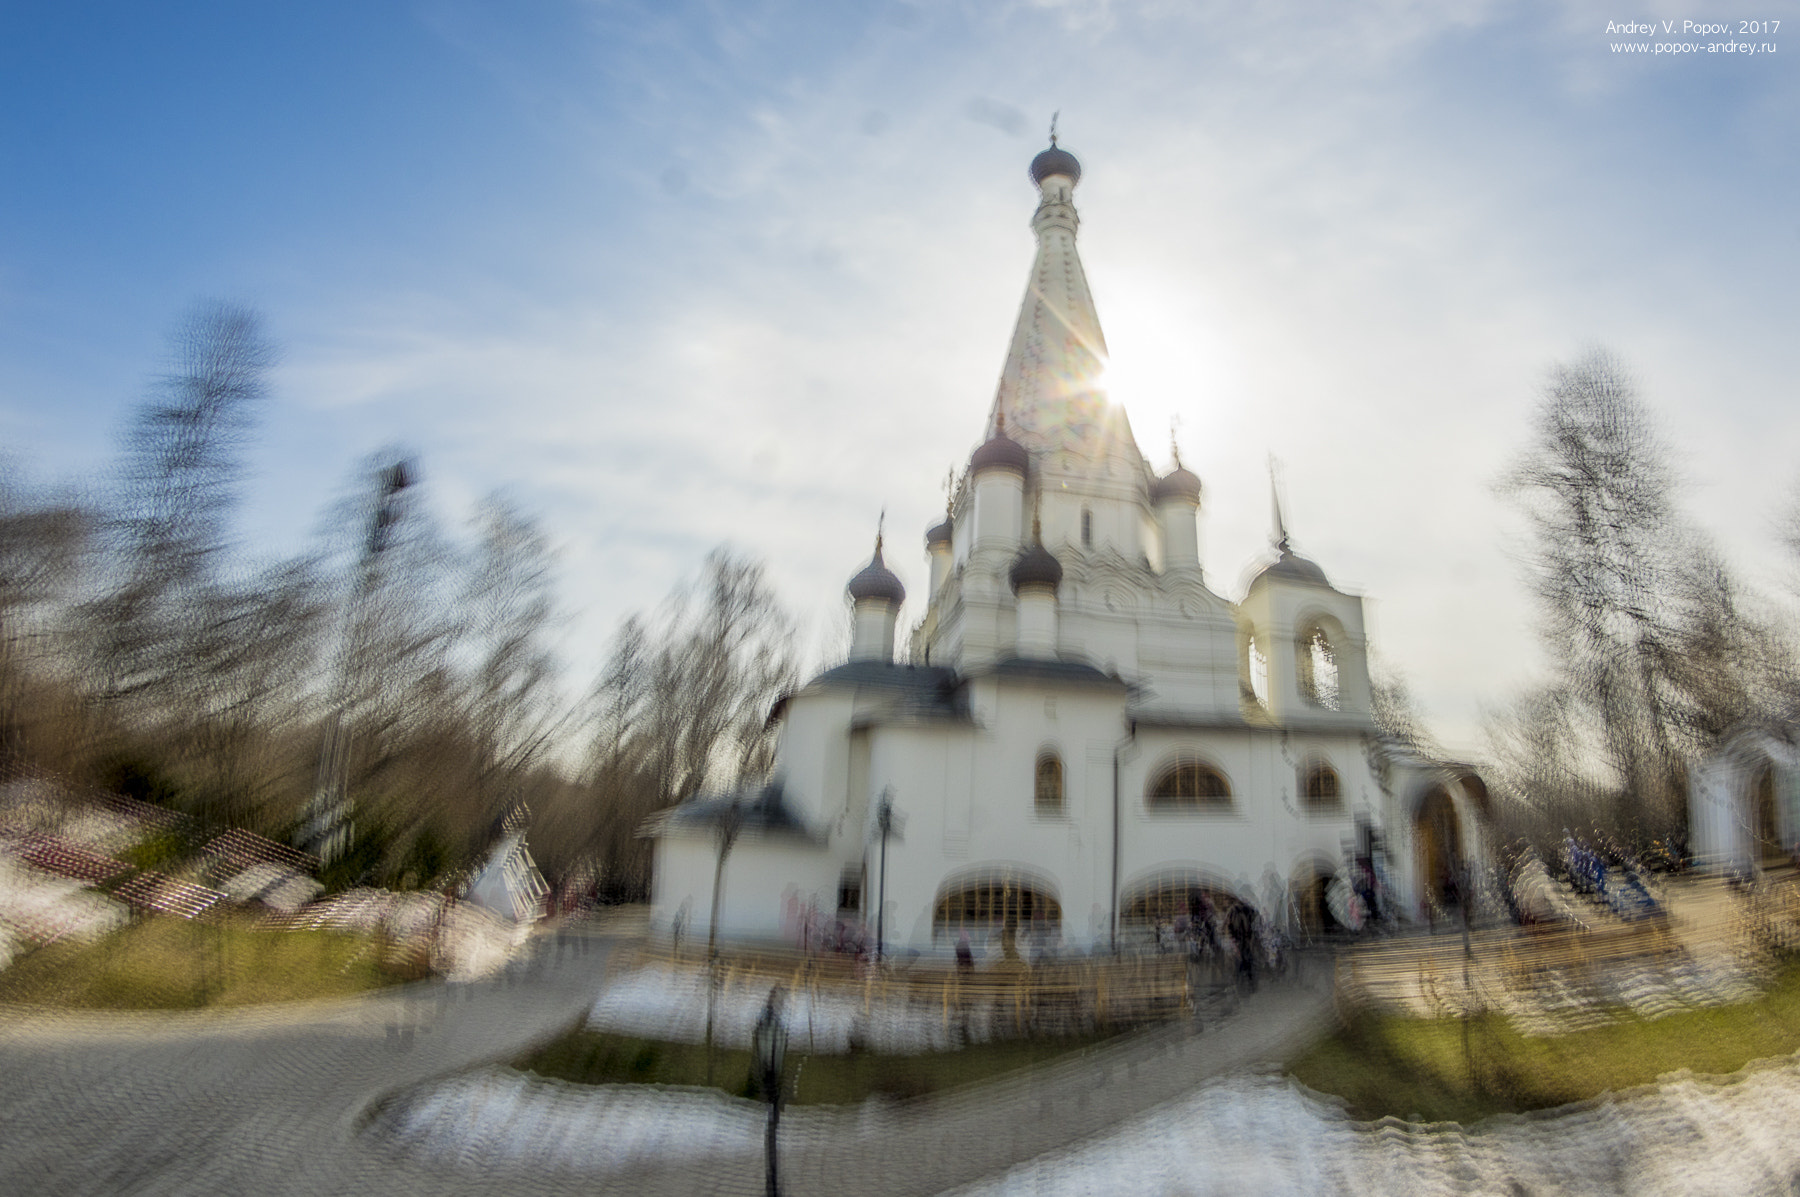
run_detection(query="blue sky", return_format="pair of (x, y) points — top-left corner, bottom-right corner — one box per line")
(2, 0), (1796, 752)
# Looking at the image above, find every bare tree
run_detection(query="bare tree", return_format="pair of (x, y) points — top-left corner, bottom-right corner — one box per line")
(1499, 348), (1769, 837)
(85, 301), (276, 710)
(460, 496), (566, 812)
(579, 549), (798, 899)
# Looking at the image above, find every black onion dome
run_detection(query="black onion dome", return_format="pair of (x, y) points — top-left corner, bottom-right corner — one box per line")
(925, 518), (953, 548)
(1151, 466), (1201, 503)
(1254, 548), (1330, 588)
(848, 548), (906, 605)
(1009, 542), (1063, 592)
(1030, 145), (1082, 186)
(971, 429), (1030, 474)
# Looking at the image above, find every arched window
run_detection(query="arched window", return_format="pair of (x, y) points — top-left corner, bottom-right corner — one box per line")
(1147, 756), (1232, 810)
(933, 872), (1062, 939)
(1302, 761), (1341, 811)
(1247, 635), (1269, 707)
(1035, 751), (1065, 816)
(1080, 507), (1093, 547)
(1298, 626), (1339, 710)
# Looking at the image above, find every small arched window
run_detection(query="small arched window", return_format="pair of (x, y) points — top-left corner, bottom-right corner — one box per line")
(1080, 507), (1093, 547)
(1035, 752), (1065, 816)
(1148, 756), (1232, 810)
(1298, 626), (1340, 710)
(1302, 762), (1341, 811)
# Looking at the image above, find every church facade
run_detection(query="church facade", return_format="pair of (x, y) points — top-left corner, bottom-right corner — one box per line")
(651, 141), (1490, 953)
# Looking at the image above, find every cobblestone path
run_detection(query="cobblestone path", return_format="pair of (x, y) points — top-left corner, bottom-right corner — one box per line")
(0, 929), (618, 1197)
(0, 933), (1333, 1197)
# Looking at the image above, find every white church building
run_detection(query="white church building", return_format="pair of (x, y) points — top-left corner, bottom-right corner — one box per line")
(652, 140), (1491, 954)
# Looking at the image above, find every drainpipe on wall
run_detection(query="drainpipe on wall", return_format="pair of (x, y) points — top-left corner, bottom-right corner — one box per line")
(1111, 747), (1120, 956)
(1111, 721), (1137, 956)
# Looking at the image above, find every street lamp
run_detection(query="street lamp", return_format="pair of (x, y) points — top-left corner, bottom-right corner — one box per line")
(752, 988), (788, 1197)
(704, 796), (745, 1085)
(874, 789), (898, 963)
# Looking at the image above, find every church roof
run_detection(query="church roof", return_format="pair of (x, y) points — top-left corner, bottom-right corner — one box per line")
(968, 657), (1129, 689)
(658, 781), (822, 841)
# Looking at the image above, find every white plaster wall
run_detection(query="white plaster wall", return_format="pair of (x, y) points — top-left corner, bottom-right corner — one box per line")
(650, 830), (839, 944)
(773, 689), (855, 827)
(858, 681), (1128, 954)
(1118, 728), (1363, 913)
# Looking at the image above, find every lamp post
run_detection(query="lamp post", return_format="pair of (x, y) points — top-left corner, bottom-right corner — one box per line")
(874, 789), (896, 964)
(704, 796), (745, 1085)
(752, 988), (788, 1197)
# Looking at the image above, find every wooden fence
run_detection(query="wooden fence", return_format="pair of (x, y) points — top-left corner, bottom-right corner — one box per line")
(628, 941), (1195, 1035)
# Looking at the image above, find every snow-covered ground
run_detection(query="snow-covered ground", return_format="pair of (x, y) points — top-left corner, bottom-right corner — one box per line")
(0, 853), (130, 969)
(953, 1064), (1800, 1197)
(380, 1054), (1800, 1194)
(588, 962), (1008, 1054)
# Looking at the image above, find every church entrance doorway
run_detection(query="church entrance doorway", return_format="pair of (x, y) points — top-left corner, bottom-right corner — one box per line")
(1752, 764), (1785, 864)
(1415, 786), (1463, 907)
(1288, 859), (1339, 937)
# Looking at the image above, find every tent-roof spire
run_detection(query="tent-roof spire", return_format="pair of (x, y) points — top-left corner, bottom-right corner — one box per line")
(988, 128), (1121, 461)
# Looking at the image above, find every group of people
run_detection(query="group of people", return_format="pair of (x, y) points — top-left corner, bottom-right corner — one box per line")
(1147, 891), (1287, 992)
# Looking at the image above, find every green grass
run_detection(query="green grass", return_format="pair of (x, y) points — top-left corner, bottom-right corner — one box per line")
(1288, 961), (1800, 1124)
(0, 915), (401, 1010)
(515, 1025), (1125, 1105)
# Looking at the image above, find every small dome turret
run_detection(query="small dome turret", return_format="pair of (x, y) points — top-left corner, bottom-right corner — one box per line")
(1030, 145), (1081, 187)
(925, 517), (953, 548)
(971, 418), (1030, 475)
(848, 543), (906, 605)
(1009, 541), (1063, 592)
(1152, 466), (1201, 503)
(1253, 548), (1330, 588)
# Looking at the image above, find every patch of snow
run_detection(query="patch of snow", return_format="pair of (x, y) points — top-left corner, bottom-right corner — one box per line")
(588, 963), (1010, 1054)
(383, 1067), (763, 1173)
(382, 1051), (1800, 1193)
(951, 1063), (1800, 1196)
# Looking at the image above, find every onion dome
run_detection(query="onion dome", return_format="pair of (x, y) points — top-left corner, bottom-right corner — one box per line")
(1151, 466), (1201, 503)
(925, 517), (953, 548)
(847, 541), (906, 605)
(971, 414), (1030, 475)
(1009, 541), (1063, 592)
(1030, 145), (1081, 187)
(1253, 544), (1330, 588)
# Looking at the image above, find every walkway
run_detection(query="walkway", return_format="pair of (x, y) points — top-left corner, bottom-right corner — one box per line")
(0, 932), (1334, 1196)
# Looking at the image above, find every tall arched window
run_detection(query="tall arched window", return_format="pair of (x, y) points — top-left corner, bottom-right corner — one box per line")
(1080, 507), (1093, 547)
(1147, 755), (1232, 811)
(1298, 626), (1339, 710)
(1247, 635), (1269, 707)
(1035, 751), (1065, 816)
(1302, 761), (1341, 811)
